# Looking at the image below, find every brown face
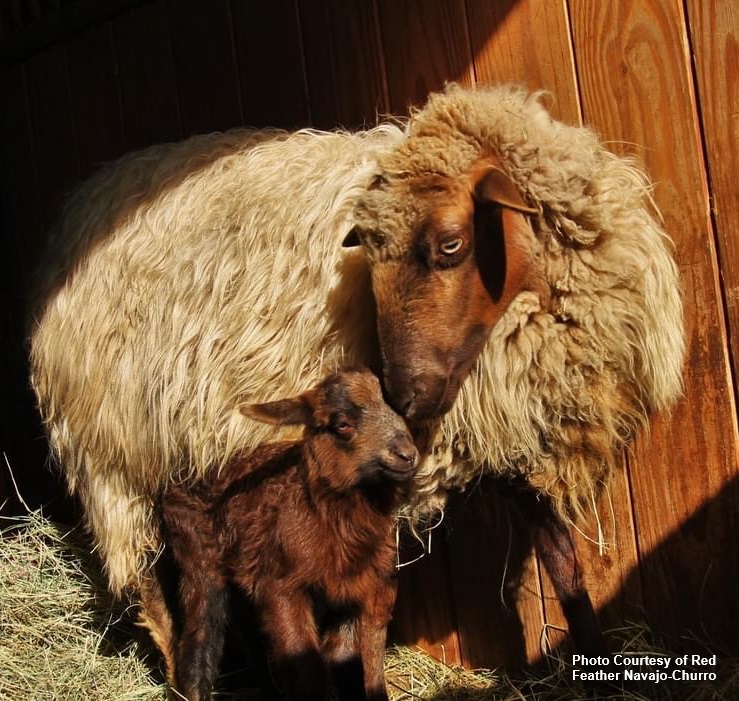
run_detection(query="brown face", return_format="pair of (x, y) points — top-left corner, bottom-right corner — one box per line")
(308, 370), (419, 487)
(346, 164), (538, 422)
(241, 369), (419, 490)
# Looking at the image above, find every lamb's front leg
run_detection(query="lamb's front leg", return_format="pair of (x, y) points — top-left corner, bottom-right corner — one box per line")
(255, 589), (326, 701)
(174, 577), (229, 701)
(322, 620), (364, 700)
(357, 580), (397, 701)
(161, 489), (229, 701)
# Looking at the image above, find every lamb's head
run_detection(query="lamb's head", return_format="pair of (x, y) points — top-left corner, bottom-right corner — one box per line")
(346, 160), (539, 422)
(240, 368), (418, 491)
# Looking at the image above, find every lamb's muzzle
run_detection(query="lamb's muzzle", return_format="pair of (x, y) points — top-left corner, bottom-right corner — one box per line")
(29, 83), (684, 667)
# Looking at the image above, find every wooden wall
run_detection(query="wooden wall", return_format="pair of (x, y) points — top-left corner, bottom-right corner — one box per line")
(1, 0), (738, 670)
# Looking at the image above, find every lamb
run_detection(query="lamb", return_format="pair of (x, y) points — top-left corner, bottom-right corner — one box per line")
(29, 83), (684, 663)
(159, 368), (417, 701)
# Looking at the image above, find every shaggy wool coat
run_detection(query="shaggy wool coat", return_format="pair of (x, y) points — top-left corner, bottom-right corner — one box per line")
(29, 85), (684, 594)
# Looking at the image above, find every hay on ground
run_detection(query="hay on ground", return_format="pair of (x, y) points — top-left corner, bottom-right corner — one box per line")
(2, 509), (736, 700)
(0, 510), (166, 701)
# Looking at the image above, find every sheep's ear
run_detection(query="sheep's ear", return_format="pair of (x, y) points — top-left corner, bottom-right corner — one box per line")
(239, 397), (312, 427)
(471, 165), (540, 307)
(342, 226), (361, 248)
(473, 166), (538, 214)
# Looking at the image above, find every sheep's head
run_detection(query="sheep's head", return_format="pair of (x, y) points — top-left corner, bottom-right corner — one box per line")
(346, 160), (539, 422)
(240, 368), (418, 491)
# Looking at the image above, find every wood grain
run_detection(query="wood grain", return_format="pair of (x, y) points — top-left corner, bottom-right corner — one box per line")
(539, 459), (645, 653)
(0, 63), (40, 281)
(65, 22), (127, 179)
(0, 63), (36, 512)
(685, 0), (739, 433)
(376, 0), (474, 113)
(0, 61), (73, 518)
(570, 0), (739, 644)
(23, 43), (79, 235)
(299, 0), (387, 129)
(231, 0), (310, 129)
(444, 484), (545, 667)
(113, 0), (183, 150)
(466, 0), (582, 124)
(167, 0), (241, 135)
(391, 530), (463, 666)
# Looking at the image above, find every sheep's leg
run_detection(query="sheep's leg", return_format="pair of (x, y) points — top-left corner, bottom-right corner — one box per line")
(519, 491), (606, 655)
(254, 590), (326, 701)
(137, 572), (177, 685)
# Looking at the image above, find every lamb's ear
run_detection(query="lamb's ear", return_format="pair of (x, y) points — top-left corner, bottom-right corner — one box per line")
(473, 166), (538, 214)
(239, 396), (312, 427)
(342, 226), (361, 248)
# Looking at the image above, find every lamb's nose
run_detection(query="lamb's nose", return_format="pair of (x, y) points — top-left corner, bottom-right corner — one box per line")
(390, 436), (419, 468)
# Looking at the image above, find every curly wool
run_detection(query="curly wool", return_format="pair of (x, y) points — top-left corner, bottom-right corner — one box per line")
(29, 84), (683, 594)
(30, 126), (401, 592)
(355, 85), (684, 518)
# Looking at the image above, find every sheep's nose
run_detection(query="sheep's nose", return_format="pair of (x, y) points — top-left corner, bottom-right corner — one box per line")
(385, 372), (449, 422)
(391, 386), (418, 420)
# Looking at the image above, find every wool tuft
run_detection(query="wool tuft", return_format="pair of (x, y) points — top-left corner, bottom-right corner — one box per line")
(30, 84), (684, 595)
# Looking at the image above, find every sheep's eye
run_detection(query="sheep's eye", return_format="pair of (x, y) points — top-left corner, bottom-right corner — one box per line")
(439, 237), (464, 256)
(370, 230), (386, 248)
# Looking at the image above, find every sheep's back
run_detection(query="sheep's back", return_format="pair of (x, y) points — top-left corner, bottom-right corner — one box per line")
(30, 126), (402, 496)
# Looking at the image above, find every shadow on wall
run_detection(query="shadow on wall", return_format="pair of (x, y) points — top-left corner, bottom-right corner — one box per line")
(0, 0), (525, 518)
(0, 136), (272, 518)
(392, 470), (739, 670)
(0, 130), (386, 520)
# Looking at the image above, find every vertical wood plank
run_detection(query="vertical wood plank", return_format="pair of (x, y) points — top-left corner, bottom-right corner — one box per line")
(445, 485), (545, 667)
(0, 63), (40, 283)
(570, 0), (739, 645)
(376, 0), (474, 113)
(231, 0), (310, 129)
(391, 534), (463, 666)
(168, 0), (242, 135)
(539, 463), (646, 653)
(114, 0), (183, 150)
(466, 0), (581, 125)
(685, 0), (739, 418)
(0, 61), (71, 517)
(65, 22), (127, 179)
(299, 0), (387, 129)
(0, 63), (36, 513)
(24, 43), (79, 236)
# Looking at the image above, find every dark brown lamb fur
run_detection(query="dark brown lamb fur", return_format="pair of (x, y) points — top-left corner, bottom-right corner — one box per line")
(159, 368), (418, 701)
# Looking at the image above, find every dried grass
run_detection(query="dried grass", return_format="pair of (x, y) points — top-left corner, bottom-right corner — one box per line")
(385, 627), (739, 701)
(0, 510), (166, 701)
(1, 509), (736, 700)
(385, 646), (500, 700)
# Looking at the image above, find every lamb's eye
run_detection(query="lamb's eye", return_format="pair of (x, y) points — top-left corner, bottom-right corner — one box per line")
(334, 421), (355, 438)
(439, 237), (464, 256)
